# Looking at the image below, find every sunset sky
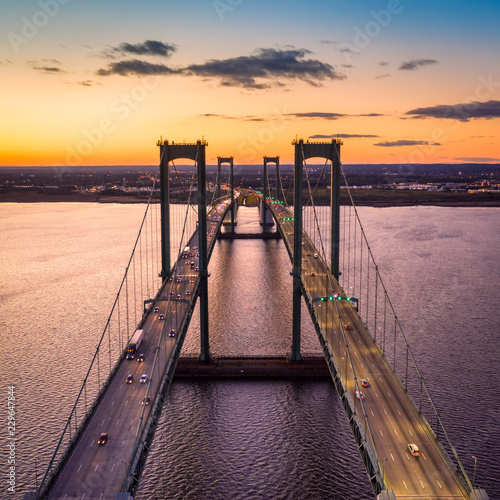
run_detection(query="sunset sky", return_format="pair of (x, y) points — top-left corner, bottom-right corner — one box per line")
(1, 0), (499, 166)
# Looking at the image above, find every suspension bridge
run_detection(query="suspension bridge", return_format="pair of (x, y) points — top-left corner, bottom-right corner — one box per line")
(25, 139), (489, 500)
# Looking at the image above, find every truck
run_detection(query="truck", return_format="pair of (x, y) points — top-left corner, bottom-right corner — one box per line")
(126, 329), (144, 359)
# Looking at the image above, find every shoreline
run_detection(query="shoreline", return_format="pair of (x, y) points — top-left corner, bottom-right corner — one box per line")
(1, 190), (499, 207)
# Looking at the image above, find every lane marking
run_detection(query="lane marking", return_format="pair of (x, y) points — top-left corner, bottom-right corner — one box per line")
(408, 429), (413, 436)
(419, 480), (425, 489)
(101, 419), (105, 426)
(390, 453), (395, 461)
(380, 429), (384, 437)
(111, 464), (115, 471)
(379, 376), (382, 382)
(436, 480), (442, 489)
(370, 410), (374, 417)
(403, 480), (408, 490)
(387, 392), (392, 398)
(383, 409), (388, 416)
(375, 392), (379, 398)
(115, 419), (120, 426)
(111, 400), (115, 407)
(77, 464), (82, 472)
(125, 400), (128, 406)
(95, 463), (99, 472)
(397, 409), (401, 416)
(130, 418), (134, 425)
(393, 428), (398, 436)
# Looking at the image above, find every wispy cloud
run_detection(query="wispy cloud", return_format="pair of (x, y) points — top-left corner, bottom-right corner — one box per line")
(406, 100), (500, 121)
(286, 112), (346, 119)
(104, 40), (177, 58)
(455, 157), (500, 162)
(374, 140), (440, 147)
(199, 113), (265, 121)
(97, 59), (179, 76)
(33, 65), (65, 74)
(309, 134), (379, 139)
(398, 58), (438, 71)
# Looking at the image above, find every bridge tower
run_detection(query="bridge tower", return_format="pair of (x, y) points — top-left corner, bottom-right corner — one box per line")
(263, 156), (280, 229)
(217, 156), (235, 233)
(157, 139), (211, 362)
(291, 139), (342, 362)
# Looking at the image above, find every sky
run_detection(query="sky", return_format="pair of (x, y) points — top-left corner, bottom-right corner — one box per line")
(1, 0), (499, 166)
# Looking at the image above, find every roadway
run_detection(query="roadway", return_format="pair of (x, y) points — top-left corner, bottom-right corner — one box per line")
(47, 199), (232, 499)
(270, 200), (468, 499)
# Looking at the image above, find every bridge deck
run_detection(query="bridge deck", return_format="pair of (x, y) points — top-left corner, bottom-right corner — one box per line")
(45, 199), (232, 499)
(270, 201), (469, 499)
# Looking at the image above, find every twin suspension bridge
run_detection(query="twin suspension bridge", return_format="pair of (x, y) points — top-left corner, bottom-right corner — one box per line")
(25, 139), (489, 500)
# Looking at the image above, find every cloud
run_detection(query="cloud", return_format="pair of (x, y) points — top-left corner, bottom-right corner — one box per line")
(406, 100), (500, 121)
(374, 140), (439, 147)
(96, 46), (344, 89)
(286, 112), (346, 119)
(309, 134), (379, 139)
(455, 157), (500, 162)
(97, 59), (179, 76)
(398, 59), (438, 71)
(115, 40), (176, 57)
(78, 80), (96, 87)
(33, 66), (64, 73)
(376, 73), (390, 80)
(182, 47), (345, 89)
(199, 113), (266, 122)
(379, 61), (389, 66)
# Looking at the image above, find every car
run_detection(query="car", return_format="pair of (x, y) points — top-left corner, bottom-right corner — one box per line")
(314, 253), (319, 258)
(306, 252), (311, 256)
(186, 290), (191, 295)
(355, 391), (365, 400)
(170, 291), (175, 297)
(137, 353), (145, 362)
(142, 397), (150, 406)
(126, 352), (134, 360)
(194, 267), (199, 272)
(126, 374), (133, 384)
(408, 443), (421, 456)
(345, 325), (352, 330)
(169, 329), (176, 337)
(153, 307), (159, 313)
(310, 272), (316, 277)
(159, 314), (164, 320)
(140, 374), (148, 384)
(97, 432), (108, 445)
(189, 278), (195, 283)
(176, 278), (182, 283)
(361, 379), (370, 388)
(176, 294), (181, 300)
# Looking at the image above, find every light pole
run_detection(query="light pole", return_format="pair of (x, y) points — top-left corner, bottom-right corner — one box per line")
(472, 455), (477, 488)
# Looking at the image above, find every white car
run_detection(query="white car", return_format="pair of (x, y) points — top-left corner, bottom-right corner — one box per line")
(408, 443), (421, 456)
(355, 391), (365, 400)
(140, 374), (148, 384)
